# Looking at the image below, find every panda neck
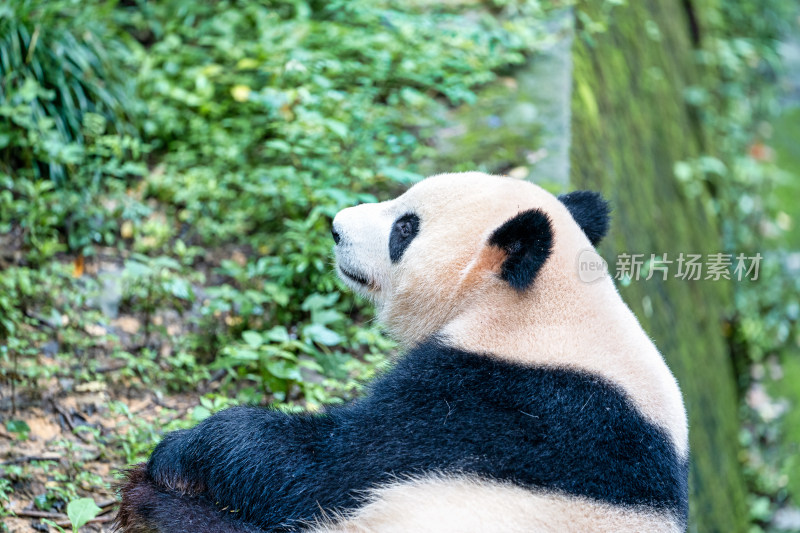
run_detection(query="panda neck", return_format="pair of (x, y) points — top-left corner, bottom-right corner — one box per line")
(440, 272), (641, 362)
(438, 270), (689, 457)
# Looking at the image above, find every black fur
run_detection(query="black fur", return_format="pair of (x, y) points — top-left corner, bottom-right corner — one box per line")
(558, 190), (610, 246)
(123, 340), (688, 532)
(388, 213), (420, 263)
(116, 464), (263, 533)
(488, 209), (554, 291)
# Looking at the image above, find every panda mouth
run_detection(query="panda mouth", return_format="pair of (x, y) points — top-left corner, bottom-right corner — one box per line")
(338, 265), (372, 287)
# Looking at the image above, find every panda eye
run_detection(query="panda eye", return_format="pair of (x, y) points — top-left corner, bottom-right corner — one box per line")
(396, 220), (413, 238)
(389, 213), (420, 263)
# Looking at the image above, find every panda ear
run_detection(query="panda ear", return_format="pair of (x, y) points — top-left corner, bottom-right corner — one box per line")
(488, 209), (554, 292)
(558, 191), (610, 246)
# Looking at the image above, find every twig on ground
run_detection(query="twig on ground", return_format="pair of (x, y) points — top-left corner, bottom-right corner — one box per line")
(13, 499), (118, 527)
(22, 310), (60, 330)
(95, 498), (118, 510)
(1, 454), (61, 465)
(151, 392), (199, 424)
(93, 362), (129, 374)
(13, 509), (67, 520)
(55, 512), (117, 527)
(51, 399), (92, 444)
(200, 369), (227, 394)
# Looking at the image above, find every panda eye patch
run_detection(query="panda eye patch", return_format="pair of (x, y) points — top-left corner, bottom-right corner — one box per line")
(389, 213), (420, 263)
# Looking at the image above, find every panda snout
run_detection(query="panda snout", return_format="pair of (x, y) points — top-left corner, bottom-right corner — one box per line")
(331, 223), (342, 245)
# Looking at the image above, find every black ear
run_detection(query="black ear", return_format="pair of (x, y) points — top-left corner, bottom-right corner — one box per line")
(558, 191), (610, 246)
(488, 209), (554, 292)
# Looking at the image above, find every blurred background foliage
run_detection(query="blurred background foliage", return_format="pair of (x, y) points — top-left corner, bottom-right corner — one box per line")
(571, 0), (799, 530)
(0, 0), (798, 531)
(1, 0), (549, 399)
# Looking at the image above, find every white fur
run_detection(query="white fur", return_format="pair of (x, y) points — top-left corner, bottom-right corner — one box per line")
(309, 475), (682, 533)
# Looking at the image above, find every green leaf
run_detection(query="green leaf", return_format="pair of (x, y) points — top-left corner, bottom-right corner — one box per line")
(40, 519), (67, 533)
(265, 326), (290, 343)
(325, 119), (348, 139)
(301, 292), (339, 312)
(230, 348), (260, 361)
(124, 260), (152, 278)
(266, 359), (302, 380)
(673, 161), (693, 182)
(67, 497), (102, 530)
(6, 419), (30, 436)
(164, 278), (193, 301)
(303, 323), (343, 346)
(242, 330), (263, 348)
(311, 309), (343, 326)
(379, 166), (423, 184)
(191, 405), (212, 422)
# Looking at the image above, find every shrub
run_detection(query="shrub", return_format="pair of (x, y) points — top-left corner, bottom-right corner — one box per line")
(0, 0), (145, 260)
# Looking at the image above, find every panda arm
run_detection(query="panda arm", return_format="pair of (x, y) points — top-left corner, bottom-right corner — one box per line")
(140, 405), (332, 529)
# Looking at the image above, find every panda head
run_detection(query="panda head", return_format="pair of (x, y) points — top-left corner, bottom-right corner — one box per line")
(332, 172), (610, 345)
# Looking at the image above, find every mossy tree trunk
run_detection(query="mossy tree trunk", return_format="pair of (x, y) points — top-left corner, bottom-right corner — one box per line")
(571, 1), (748, 531)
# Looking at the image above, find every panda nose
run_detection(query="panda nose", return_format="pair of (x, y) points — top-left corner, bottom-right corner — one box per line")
(331, 224), (341, 245)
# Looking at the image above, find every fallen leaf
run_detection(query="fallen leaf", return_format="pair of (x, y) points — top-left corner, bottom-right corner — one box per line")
(120, 220), (134, 239)
(73, 254), (85, 278)
(231, 250), (247, 267)
(75, 381), (107, 393)
(112, 316), (141, 334)
(85, 323), (106, 337)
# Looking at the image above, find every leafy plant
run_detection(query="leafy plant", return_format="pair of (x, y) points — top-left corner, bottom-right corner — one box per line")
(670, 0), (800, 528)
(0, 1), (561, 528)
(0, 0), (139, 183)
(5, 419), (30, 440)
(120, 254), (197, 345)
(0, 1), (147, 262)
(66, 497), (102, 530)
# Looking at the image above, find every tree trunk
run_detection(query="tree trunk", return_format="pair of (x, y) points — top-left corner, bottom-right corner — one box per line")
(571, 1), (748, 531)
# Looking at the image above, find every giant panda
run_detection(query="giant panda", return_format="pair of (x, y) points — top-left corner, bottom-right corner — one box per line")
(116, 172), (689, 533)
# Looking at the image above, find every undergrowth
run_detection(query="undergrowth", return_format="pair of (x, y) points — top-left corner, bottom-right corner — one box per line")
(0, 0), (555, 528)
